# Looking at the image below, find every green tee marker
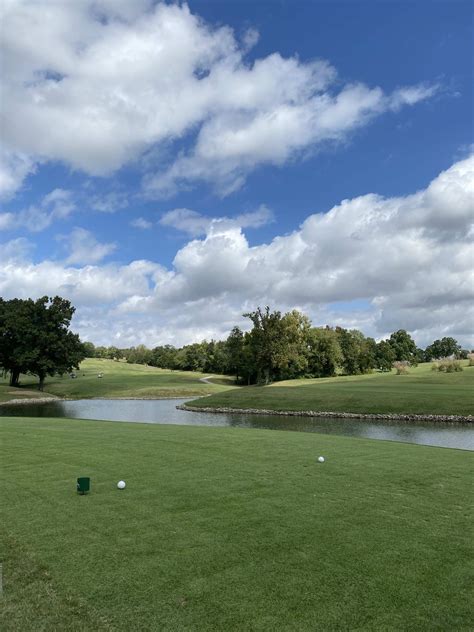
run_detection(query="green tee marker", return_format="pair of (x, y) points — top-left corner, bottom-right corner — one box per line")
(77, 477), (90, 495)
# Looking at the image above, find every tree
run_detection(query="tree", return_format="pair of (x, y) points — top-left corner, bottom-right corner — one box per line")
(334, 328), (377, 375)
(278, 310), (311, 379)
(26, 296), (86, 390)
(126, 344), (152, 365)
(150, 345), (179, 369)
(388, 330), (418, 364)
(306, 327), (342, 377)
(375, 340), (396, 371)
(244, 307), (288, 384)
(424, 337), (461, 361)
(226, 327), (245, 381)
(0, 296), (86, 390)
(0, 298), (38, 386)
(82, 341), (96, 358)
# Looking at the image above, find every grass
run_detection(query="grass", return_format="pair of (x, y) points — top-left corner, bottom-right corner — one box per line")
(0, 358), (236, 402)
(188, 363), (474, 417)
(1, 416), (472, 630)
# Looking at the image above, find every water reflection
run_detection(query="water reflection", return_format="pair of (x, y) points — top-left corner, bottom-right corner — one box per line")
(1, 398), (472, 451)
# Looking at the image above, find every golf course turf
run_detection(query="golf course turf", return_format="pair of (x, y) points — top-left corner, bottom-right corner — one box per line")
(0, 358), (235, 403)
(1, 416), (472, 630)
(188, 363), (474, 417)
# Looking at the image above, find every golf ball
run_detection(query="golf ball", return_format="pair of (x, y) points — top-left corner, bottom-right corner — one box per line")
(117, 480), (126, 489)
(318, 456), (325, 463)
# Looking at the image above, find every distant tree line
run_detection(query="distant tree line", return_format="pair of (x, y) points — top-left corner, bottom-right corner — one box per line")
(0, 296), (86, 390)
(83, 306), (469, 385)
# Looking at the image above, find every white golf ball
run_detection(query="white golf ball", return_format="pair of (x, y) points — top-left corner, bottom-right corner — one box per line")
(318, 456), (325, 463)
(117, 480), (126, 489)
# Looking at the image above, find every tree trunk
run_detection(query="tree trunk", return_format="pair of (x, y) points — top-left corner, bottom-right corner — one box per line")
(9, 369), (20, 387)
(38, 374), (45, 391)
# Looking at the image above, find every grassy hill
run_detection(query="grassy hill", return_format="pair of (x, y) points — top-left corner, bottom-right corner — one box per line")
(0, 358), (236, 402)
(187, 362), (474, 416)
(1, 416), (472, 630)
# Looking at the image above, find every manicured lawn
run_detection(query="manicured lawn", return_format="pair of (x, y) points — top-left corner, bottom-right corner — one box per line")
(0, 358), (236, 402)
(189, 363), (474, 416)
(1, 417), (472, 630)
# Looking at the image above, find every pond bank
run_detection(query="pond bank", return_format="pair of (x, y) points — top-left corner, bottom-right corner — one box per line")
(0, 396), (59, 406)
(177, 404), (473, 424)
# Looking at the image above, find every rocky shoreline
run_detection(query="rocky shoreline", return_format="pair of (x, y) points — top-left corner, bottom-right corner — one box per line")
(176, 404), (473, 424)
(0, 396), (59, 406)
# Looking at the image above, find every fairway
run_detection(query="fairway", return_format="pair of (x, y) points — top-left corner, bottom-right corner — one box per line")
(189, 363), (474, 417)
(1, 417), (472, 630)
(0, 358), (236, 403)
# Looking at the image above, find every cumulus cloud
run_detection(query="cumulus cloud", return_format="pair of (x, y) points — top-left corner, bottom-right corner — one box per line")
(160, 204), (273, 237)
(1, 1), (437, 197)
(0, 189), (75, 232)
(0, 157), (472, 347)
(62, 228), (117, 265)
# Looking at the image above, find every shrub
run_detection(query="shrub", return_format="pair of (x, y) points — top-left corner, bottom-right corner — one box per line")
(468, 353), (474, 367)
(393, 361), (410, 375)
(432, 358), (463, 373)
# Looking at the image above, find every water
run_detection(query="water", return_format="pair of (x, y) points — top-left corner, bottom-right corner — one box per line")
(1, 398), (472, 450)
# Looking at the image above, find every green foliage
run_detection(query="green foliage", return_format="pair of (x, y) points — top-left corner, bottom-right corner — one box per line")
(375, 340), (396, 371)
(425, 337), (462, 361)
(306, 327), (342, 377)
(82, 341), (96, 357)
(243, 307), (285, 383)
(388, 330), (418, 364)
(226, 327), (245, 381)
(335, 327), (376, 375)
(0, 296), (85, 389)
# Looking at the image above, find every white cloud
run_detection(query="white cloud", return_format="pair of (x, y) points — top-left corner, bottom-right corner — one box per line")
(89, 192), (129, 213)
(0, 157), (472, 348)
(1, 1), (437, 198)
(160, 204), (273, 237)
(0, 237), (35, 262)
(62, 227), (117, 265)
(0, 189), (75, 232)
(0, 150), (37, 199)
(131, 217), (153, 230)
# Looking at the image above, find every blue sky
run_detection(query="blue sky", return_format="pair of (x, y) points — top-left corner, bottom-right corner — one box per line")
(1, 1), (473, 347)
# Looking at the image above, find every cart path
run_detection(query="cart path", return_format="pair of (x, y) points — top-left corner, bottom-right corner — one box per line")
(199, 375), (216, 384)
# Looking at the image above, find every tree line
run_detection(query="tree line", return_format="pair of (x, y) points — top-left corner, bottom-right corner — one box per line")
(0, 296), (85, 390)
(83, 306), (469, 384)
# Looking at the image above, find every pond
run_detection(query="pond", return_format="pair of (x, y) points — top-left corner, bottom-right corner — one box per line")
(1, 398), (473, 450)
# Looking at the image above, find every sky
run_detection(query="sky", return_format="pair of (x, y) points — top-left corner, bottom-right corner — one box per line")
(0, 0), (473, 348)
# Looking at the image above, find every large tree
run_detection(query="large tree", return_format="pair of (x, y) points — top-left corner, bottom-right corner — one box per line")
(375, 340), (396, 371)
(424, 337), (461, 361)
(0, 296), (85, 390)
(226, 327), (245, 382)
(335, 327), (375, 375)
(388, 329), (418, 364)
(244, 307), (290, 384)
(306, 327), (342, 377)
(0, 298), (38, 386)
